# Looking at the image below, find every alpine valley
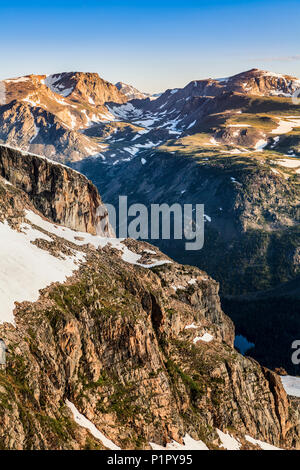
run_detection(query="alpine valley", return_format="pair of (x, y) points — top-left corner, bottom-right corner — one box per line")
(0, 68), (299, 450)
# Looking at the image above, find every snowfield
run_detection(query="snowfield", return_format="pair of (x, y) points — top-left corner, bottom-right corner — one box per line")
(276, 158), (300, 169)
(280, 375), (300, 398)
(150, 430), (281, 450)
(0, 220), (85, 325)
(245, 435), (281, 450)
(271, 116), (300, 135)
(0, 207), (172, 325)
(25, 210), (171, 269)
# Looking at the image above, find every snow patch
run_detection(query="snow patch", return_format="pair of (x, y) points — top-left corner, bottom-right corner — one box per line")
(245, 435), (281, 450)
(280, 375), (300, 398)
(276, 158), (300, 169)
(271, 117), (300, 135)
(25, 211), (171, 270)
(29, 123), (40, 143)
(193, 333), (213, 343)
(0, 220), (85, 325)
(4, 76), (30, 83)
(217, 429), (241, 450)
(187, 120), (196, 129)
(255, 139), (268, 151)
(150, 434), (208, 450)
(210, 137), (219, 146)
(66, 400), (120, 450)
(185, 322), (199, 330)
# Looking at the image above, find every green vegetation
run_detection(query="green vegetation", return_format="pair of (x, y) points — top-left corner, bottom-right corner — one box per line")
(165, 358), (205, 403)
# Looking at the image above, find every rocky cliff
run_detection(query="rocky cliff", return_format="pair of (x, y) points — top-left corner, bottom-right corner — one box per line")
(0, 149), (299, 450)
(0, 145), (111, 236)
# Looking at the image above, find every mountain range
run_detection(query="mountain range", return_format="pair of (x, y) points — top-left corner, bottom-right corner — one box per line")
(2, 68), (300, 165)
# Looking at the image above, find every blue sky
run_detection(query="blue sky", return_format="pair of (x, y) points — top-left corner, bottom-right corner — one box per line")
(1, 0), (300, 93)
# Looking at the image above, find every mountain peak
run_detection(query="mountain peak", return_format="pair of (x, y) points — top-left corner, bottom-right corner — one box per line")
(115, 81), (152, 100)
(45, 72), (127, 104)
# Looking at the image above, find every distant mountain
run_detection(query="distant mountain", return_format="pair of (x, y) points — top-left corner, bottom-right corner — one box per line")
(1, 68), (300, 164)
(104, 68), (300, 163)
(221, 68), (300, 97)
(115, 81), (154, 100)
(0, 72), (127, 162)
(47, 72), (127, 105)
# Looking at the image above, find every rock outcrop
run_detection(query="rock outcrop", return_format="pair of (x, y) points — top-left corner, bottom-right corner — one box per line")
(226, 68), (300, 97)
(0, 145), (111, 236)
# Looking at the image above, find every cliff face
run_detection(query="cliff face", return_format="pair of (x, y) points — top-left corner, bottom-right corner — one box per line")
(0, 155), (298, 450)
(0, 145), (111, 236)
(0, 100), (104, 163)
